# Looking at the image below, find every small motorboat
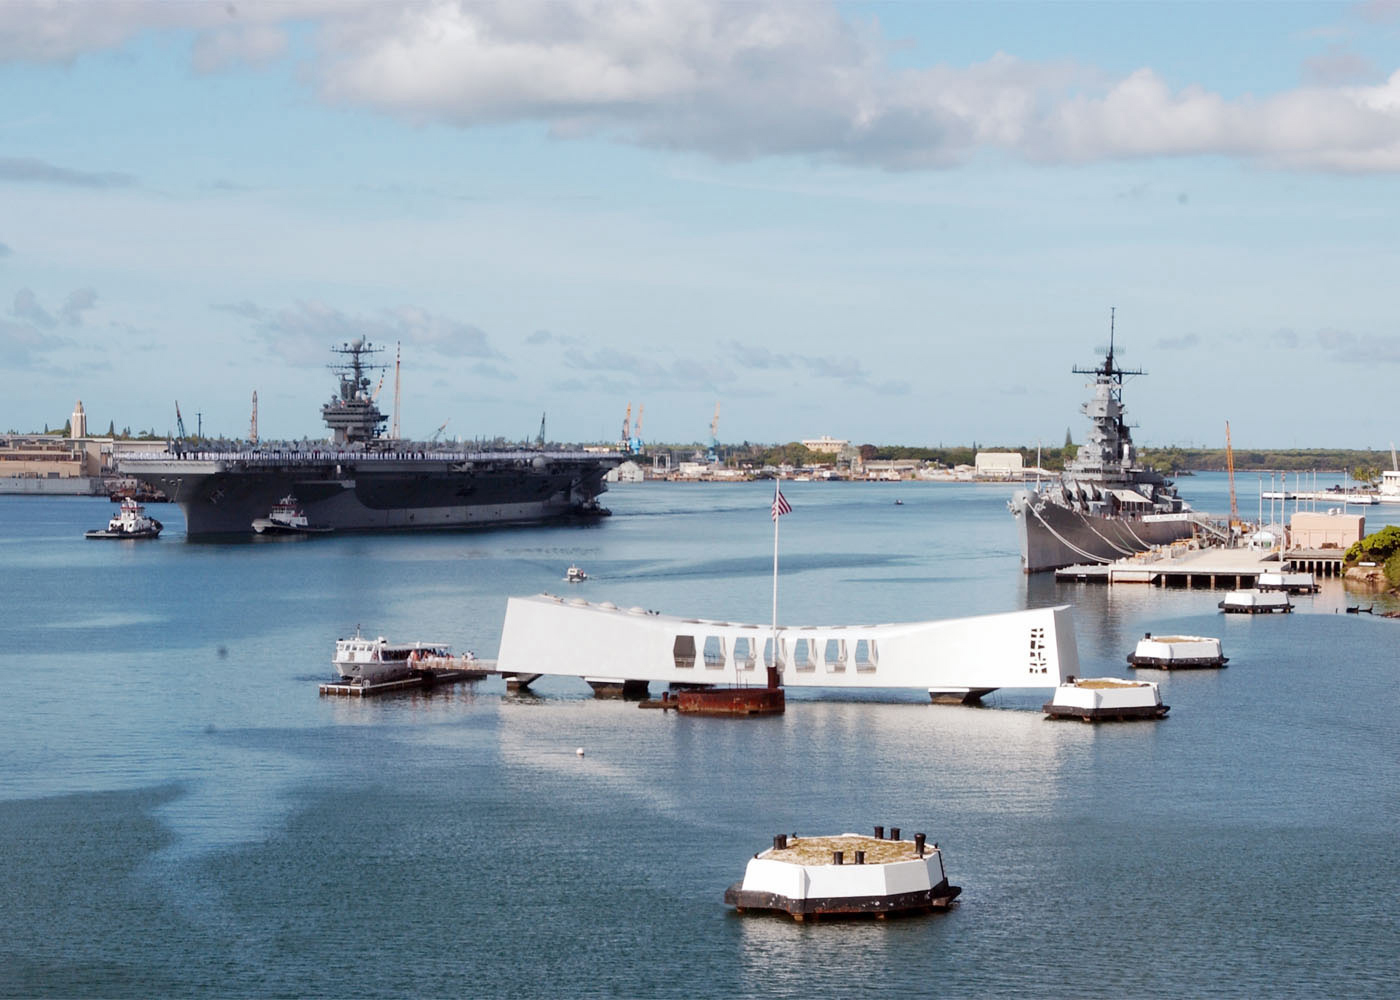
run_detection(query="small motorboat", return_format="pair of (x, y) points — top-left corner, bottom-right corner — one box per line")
(85, 498), (162, 539)
(252, 495), (332, 535)
(565, 564), (588, 583)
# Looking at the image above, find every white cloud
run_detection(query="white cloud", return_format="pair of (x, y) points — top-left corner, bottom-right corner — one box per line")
(213, 298), (504, 366)
(5, 0), (1400, 172)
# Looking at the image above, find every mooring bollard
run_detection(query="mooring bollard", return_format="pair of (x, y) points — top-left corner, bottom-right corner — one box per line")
(855, 850), (866, 865)
(774, 834), (787, 850)
(890, 827), (900, 841)
(874, 825), (884, 839)
(915, 833), (926, 856)
(832, 850), (844, 865)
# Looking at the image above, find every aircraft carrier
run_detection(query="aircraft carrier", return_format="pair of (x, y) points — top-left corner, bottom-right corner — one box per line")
(118, 340), (622, 536)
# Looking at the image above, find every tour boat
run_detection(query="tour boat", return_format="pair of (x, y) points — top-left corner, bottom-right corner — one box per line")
(85, 498), (163, 539)
(1127, 633), (1227, 669)
(252, 495), (332, 535)
(725, 828), (960, 921)
(332, 629), (459, 684)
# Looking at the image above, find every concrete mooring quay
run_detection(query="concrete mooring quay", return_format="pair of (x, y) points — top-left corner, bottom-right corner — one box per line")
(1055, 545), (1343, 588)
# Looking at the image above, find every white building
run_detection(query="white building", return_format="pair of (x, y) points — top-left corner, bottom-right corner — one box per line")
(974, 452), (1024, 480)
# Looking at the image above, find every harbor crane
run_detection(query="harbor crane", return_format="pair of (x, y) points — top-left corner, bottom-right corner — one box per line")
(1225, 420), (1240, 531)
(537, 412), (547, 448)
(175, 400), (187, 440)
(249, 391), (258, 445)
(430, 419), (450, 443)
(620, 402), (632, 451)
(630, 404), (644, 455)
(706, 402), (720, 463)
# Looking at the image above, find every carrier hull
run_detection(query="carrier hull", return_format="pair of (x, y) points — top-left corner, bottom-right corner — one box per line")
(118, 450), (618, 536)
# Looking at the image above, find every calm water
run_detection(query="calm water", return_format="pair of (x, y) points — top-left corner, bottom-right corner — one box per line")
(2, 475), (1397, 998)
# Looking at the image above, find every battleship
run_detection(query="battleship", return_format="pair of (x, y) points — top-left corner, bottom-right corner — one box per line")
(118, 340), (622, 536)
(1009, 314), (1196, 573)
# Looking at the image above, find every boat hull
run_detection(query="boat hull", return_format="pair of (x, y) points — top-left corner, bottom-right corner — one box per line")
(119, 451), (619, 536)
(1012, 493), (1195, 573)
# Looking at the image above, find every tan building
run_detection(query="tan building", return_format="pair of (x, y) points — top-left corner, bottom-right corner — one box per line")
(802, 435), (849, 455)
(1289, 511), (1364, 550)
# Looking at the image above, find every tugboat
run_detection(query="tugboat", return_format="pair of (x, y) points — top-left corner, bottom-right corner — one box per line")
(85, 497), (163, 539)
(252, 495), (332, 535)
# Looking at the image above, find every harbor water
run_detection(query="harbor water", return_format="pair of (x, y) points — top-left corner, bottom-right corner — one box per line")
(2, 474), (1397, 997)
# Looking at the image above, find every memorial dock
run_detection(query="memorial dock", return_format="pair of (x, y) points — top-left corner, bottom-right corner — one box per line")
(1056, 544), (1342, 588)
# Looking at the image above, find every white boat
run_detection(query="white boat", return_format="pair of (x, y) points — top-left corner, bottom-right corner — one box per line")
(252, 495), (332, 534)
(1044, 677), (1168, 721)
(1257, 570), (1318, 594)
(1218, 590), (1292, 614)
(85, 497), (163, 539)
(332, 629), (457, 684)
(1126, 633), (1227, 669)
(565, 564), (588, 582)
(725, 829), (960, 920)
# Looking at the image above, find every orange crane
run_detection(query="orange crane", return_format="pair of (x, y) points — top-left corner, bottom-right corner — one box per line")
(1225, 421), (1240, 530)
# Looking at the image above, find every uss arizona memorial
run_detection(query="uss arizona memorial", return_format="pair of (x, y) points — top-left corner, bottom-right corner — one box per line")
(496, 594), (1079, 703)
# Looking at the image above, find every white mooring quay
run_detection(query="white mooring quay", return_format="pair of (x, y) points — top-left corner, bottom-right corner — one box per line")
(495, 594), (1079, 704)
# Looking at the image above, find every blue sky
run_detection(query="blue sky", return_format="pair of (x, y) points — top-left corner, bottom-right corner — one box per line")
(2, 1), (1399, 449)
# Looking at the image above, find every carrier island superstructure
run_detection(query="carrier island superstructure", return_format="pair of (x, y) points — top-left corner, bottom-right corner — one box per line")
(118, 340), (622, 536)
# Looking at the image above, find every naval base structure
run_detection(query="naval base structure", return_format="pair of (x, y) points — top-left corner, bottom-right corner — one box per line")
(118, 340), (621, 535)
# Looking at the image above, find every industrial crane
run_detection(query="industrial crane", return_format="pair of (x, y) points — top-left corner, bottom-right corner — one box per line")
(430, 419), (450, 442)
(620, 402), (632, 450)
(537, 412), (547, 448)
(630, 404), (644, 455)
(706, 402), (720, 464)
(1225, 420), (1240, 531)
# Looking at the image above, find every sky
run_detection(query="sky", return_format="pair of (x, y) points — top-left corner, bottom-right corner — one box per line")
(2, 0), (1399, 450)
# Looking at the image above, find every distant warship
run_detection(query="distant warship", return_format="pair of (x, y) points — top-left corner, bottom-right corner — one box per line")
(1009, 314), (1195, 572)
(119, 339), (621, 536)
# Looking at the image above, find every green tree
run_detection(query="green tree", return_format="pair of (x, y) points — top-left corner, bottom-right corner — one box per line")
(1064, 426), (1073, 448)
(1351, 465), (1380, 487)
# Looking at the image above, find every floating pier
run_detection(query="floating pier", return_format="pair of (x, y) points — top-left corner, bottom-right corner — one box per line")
(725, 828), (960, 921)
(1056, 544), (1338, 588)
(319, 663), (494, 697)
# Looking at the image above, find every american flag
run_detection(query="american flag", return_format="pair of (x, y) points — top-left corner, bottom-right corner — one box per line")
(771, 488), (792, 521)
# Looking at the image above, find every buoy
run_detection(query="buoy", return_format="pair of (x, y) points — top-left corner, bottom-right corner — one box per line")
(576, 747), (585, 757)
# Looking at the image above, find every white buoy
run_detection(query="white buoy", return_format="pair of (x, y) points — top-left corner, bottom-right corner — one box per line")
(576, 747), (585, 757)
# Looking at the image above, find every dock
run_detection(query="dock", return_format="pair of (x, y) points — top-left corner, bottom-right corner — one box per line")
(319, 662), (496, 697)
(1056, 544), (1342, 588)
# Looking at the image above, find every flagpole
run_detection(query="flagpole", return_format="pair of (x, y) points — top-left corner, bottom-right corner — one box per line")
(771, 474), (781, 688)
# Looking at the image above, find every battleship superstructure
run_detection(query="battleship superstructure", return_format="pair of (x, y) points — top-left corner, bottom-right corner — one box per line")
(118, 340), (621, 536)
(1009, 315), (1195, 573)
